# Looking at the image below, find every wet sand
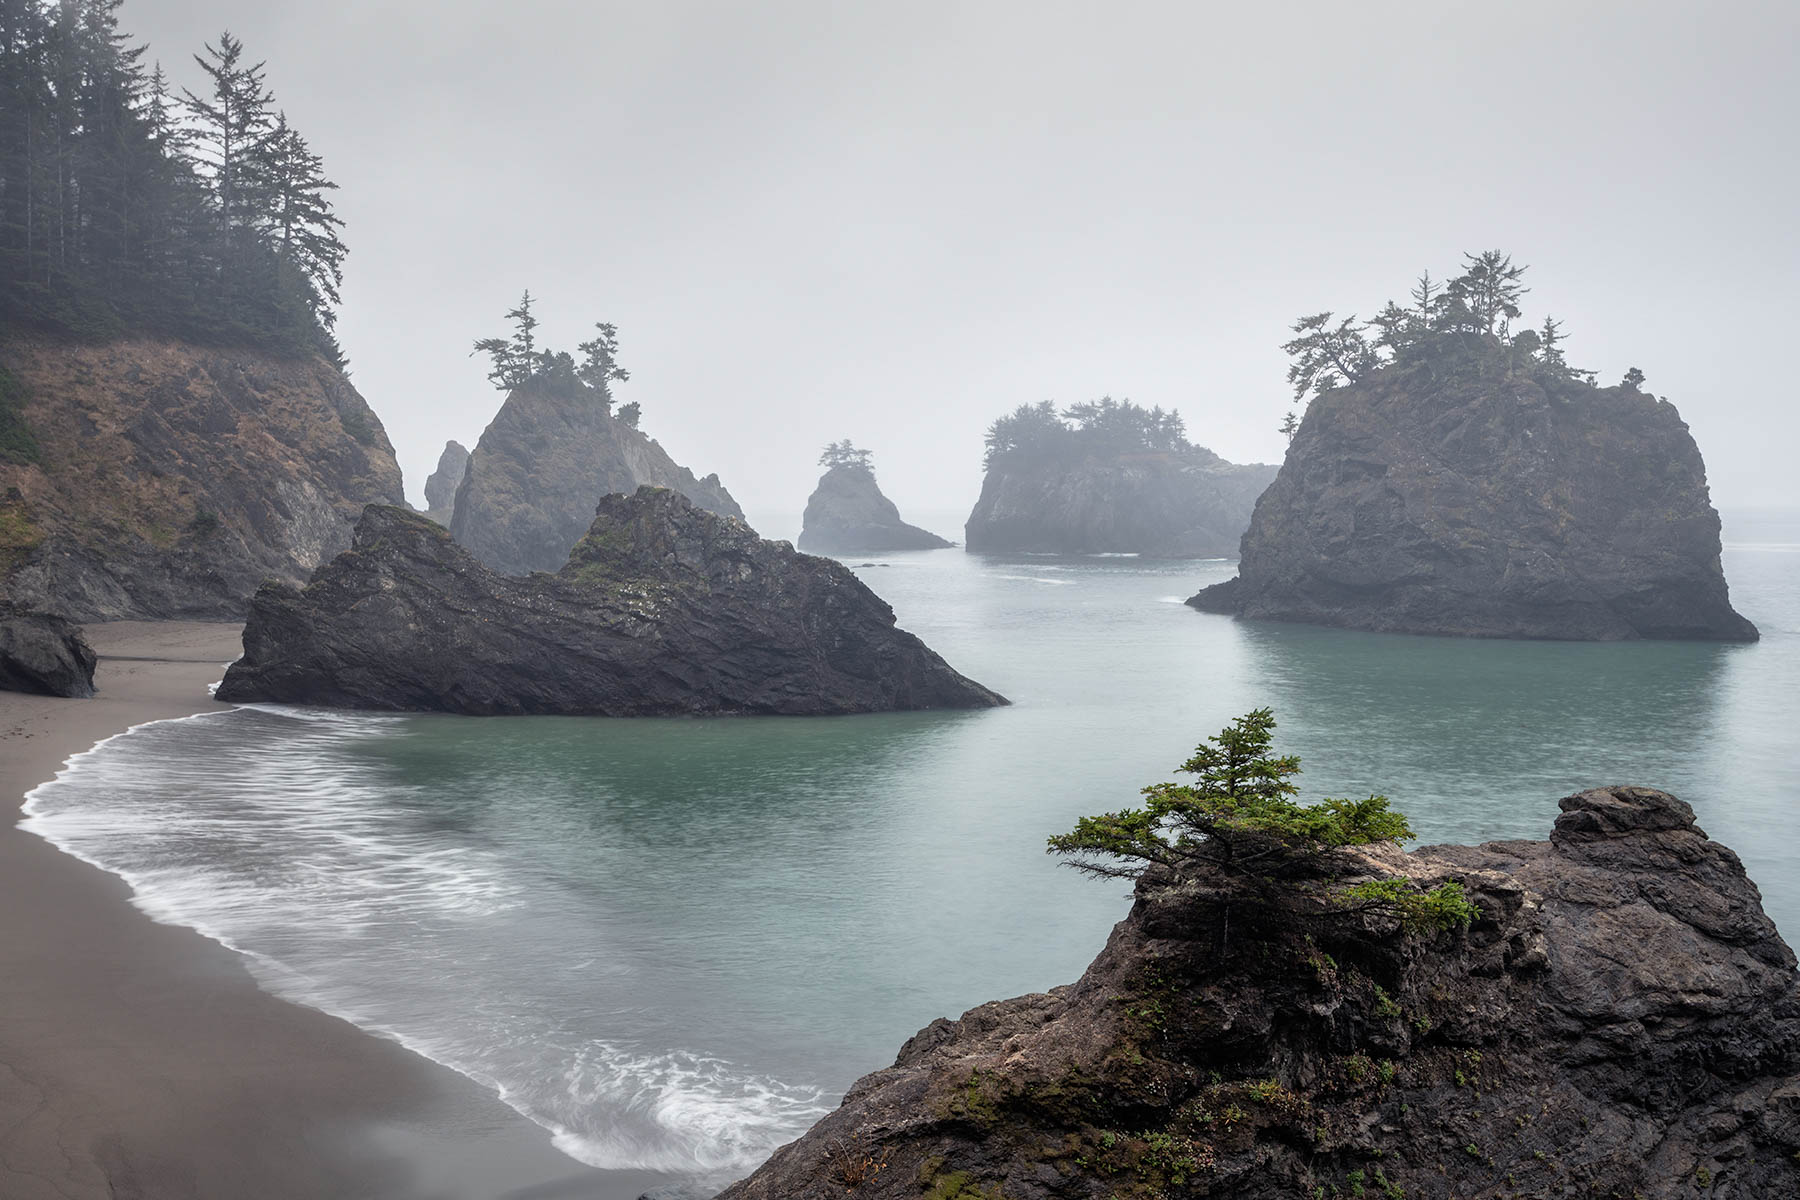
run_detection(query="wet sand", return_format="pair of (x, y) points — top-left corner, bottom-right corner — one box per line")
(0, 621), (674, 1200)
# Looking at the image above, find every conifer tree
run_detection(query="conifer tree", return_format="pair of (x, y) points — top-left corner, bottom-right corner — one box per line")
(576, 321), (629, 406)
(180, 31), (273, 237)
(253, 112), (344, 318)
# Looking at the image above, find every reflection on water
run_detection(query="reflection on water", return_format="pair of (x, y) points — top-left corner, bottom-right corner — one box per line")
(22, 513), (1799, 1183)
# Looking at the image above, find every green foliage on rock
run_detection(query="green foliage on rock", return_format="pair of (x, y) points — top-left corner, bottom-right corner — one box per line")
(983, 396), (1191, 467)
(1048, 708), (1476, 934)
(1281, 251), (1603, 406)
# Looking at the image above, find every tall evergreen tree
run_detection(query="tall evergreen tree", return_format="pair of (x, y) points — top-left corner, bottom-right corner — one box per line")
(180, 31), (272, 238)
(253, 112), (344, 319)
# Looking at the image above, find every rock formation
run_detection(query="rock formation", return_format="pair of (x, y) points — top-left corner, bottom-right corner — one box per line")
(218, 487), (1005, 716)
(449, 379), (742, 575)
(719, 786), (1800, 1200)
(0, 337), (405, 620)
(0, 604), (96, 697)
(799, 464), (952, 553)
(422, 439), (468, 518)
(1189, 375), (1757, 640)
(965, 448), (1276, 557)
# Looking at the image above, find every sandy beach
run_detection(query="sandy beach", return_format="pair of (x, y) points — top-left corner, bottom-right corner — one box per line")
(0, 621), (673, 1200)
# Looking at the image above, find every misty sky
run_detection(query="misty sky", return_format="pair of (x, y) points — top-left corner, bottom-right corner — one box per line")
(131, 1), (1800, 518)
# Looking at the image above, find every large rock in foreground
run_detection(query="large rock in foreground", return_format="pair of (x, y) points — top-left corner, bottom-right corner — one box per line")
(1189, 375), (1757, 640)
(0, 605), (96, 697)
(450, 379), (742, 575)
(0, 337), (405, 620)
(966, 448), (1276, 557)
(720, 786), (1800, 1199)
(799, 465), (952, 553)
(218, 487), (1005, 715)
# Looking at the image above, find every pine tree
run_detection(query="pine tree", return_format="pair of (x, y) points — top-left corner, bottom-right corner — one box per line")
(575, 321), (629, 407)
(180, 31), (273, 237)
(253, 112), (344, 319)
(472, 290), (540, 390)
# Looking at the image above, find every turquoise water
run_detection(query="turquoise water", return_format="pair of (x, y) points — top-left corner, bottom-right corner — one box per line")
(22, 509), (1799, 1185)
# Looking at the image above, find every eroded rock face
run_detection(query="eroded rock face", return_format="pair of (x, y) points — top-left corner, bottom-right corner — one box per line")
(965, 449), (1276, 557)
(449, 380), (742, 575)
(1189, 375), (1757, 640)
(719, 787), (1800, 1200)
(0, 337), (404, 620)
(218, 487), (1005, 716)
(799, 465), (952, 553)
(0, 605), (96, 697)
(422, 439), (468, 516)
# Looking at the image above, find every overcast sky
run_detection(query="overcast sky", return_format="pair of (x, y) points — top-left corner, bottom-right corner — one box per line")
(130, 0), (1799, 518)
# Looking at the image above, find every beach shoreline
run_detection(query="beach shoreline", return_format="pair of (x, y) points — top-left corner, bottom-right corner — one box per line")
(0, 620), (672, 1200)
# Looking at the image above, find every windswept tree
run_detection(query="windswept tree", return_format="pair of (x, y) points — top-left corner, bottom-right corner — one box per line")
(471, 290), (539, 390)
(576, 321), (629, 406)
(1444, 249), (1528, 337)
(819, 439), (874, 473)
(1281, 312), (1377, 401)
(1048, 708), (1475, 948)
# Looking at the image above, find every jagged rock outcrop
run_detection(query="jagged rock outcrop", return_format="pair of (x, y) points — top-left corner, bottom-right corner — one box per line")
(0, 337), (404, 620)
(720, 786), (1800, 1200)
(450, 380), (742, 575)
(799, 465), (952, 553)
(422, 439), (468, 518)
(219, 487), (1004, 715)
(1189, 375), (1757, 640)
(0, 604), (96, 697)
(965, 449), (1276, 557)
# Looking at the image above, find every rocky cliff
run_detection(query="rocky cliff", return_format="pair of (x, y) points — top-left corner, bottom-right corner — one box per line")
(449, 380), (742, 575)
(422, 438), (469, 518)
(0, 337), (404, 620)
(0, 604), (96, 697)
(1189, 375), (1756, 641)
(719, 786), (1800, 1200)
(965, 449), (1276, 557)
(800, 465), (952, 553)
(219, 487), (1004, 715)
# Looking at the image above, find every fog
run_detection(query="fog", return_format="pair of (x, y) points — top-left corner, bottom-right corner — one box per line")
(129, 1), (1800, 517)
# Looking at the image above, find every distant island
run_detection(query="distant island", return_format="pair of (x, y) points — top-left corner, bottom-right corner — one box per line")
(1190, 252), (1757, 641)
(220, 486), (1004, 715)
(799, 441), (952, 553)
(448, 293), (742, 574)
(965, 398), (1275, 557)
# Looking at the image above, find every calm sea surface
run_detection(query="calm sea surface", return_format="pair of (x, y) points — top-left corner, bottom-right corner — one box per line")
(23, 508), (1800, 1183)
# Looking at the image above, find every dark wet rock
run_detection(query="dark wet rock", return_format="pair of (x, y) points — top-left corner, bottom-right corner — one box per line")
(965, 448), (1276, 557)
(422, 439), (469, 516)
(1189, 374), (1757, 640)
(0, 604), (96, 697)
(0, 337), (405, 620)
(799, 465), (951, 553)
(449, 378), (742, 575)
(718, 786), (1800, 1200)
(218, 487), (1005, 716)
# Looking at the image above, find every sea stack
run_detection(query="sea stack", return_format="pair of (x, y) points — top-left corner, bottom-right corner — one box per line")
(1189, 373), (1757, 641)
(219, 486), (1005, 716)
(799, 442), (951, 553)
(422, 439), (469, 519)
(718, 786), (1800, 1200)
(0, 337), (405, 620)
(450, 376), (741, 575)
(965, 398), (1275, 557)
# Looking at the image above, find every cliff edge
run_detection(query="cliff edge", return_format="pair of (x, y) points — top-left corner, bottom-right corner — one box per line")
(0, 337), (404, 619)
(720, 785), (1800, 1199)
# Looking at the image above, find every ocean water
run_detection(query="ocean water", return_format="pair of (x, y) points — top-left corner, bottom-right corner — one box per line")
(22, 508), (1800, 1187)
